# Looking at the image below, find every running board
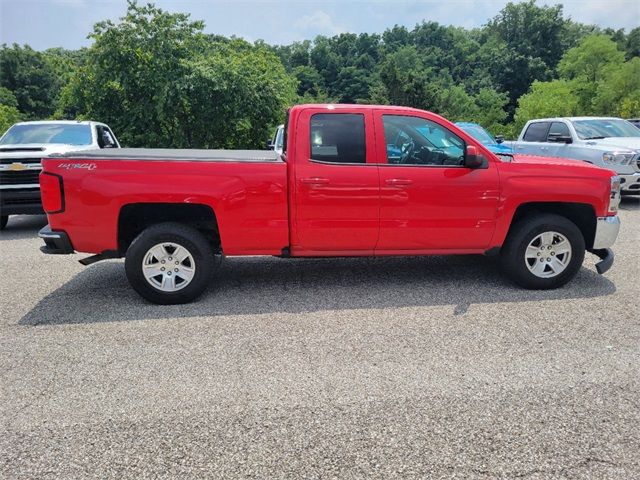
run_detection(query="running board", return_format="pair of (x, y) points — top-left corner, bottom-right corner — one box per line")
(79, 250), (120, 266)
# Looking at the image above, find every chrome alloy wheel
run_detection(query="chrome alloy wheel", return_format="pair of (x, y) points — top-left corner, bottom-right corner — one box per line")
(142, 242), (196, 292)
(524, 231), (572, 278)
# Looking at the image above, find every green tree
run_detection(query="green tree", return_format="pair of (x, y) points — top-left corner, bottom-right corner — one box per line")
(558, 35), (626, 114)
(0, 87), (23, 134)
(58, 2), (294, 148)
(0, 44), (57, 119)
(626, 27), (640, 60)
(161, 42), (296, 148)
(514, 80), (579, 130)
(593, 58), (640, 117)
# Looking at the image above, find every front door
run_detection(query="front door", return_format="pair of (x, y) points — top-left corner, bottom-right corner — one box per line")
(374, 112), (500, 251)
(292, 109), (380, 254)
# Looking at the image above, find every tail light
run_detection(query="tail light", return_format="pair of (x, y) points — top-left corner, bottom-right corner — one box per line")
(40, 172), (65, 213)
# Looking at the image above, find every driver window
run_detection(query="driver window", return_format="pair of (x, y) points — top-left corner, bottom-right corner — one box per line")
(382, 115), (465, 166)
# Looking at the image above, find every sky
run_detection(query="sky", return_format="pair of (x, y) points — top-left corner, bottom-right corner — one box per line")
(1, 0), (638, 50)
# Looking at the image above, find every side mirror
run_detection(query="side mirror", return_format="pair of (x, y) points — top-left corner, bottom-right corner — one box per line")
(495, 135), (504, 144)
(464, 145), (485, 168)
(548, 134), (572, 144)
(266, 139), (275, 150)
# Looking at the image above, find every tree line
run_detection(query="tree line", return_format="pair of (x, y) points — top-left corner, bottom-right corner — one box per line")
(1, 0), (639, 147)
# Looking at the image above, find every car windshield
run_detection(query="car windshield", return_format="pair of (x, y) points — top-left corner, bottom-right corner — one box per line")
(458, 124), (495, 144)
(571, 119), (640, 140)
(0, 124), (93, 146)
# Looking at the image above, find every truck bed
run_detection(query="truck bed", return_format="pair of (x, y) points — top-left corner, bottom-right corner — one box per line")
(50, 148), (280, 162)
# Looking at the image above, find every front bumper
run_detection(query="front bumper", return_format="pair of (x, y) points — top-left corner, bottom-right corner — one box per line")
(588, 216), (619, 275)
(620, 172), (640, 193)
(0, 188), (43, 215)
(592, 216), (620, 249)
(39, 225), (74, 254)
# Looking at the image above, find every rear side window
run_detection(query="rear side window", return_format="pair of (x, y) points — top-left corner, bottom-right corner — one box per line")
(310, 113), (366, 164)
(523, 122), (550, 142)
(548, 122), (570, 139)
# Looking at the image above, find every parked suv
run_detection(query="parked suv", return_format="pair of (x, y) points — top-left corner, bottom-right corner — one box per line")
(0, 120), (119, 229)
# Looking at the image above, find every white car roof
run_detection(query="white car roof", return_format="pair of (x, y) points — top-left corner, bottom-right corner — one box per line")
(528, 117), (623, 122)
(11, 120), (109, 127)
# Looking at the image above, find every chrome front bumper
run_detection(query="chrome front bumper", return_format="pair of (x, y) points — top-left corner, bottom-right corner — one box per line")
(592, 216), (620, 249)
(620, 172), (640, 193)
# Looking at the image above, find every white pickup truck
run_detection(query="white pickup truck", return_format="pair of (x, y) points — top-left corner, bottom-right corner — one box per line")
(505, 117), (640, 194)
(0, 120), (120, 229)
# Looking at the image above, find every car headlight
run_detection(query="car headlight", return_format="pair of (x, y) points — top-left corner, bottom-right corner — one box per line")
(602, 151), (635, 165)
(608, 175), (621, 213)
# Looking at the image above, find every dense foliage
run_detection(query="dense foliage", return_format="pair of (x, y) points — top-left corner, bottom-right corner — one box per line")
(1, 0), (638, 145)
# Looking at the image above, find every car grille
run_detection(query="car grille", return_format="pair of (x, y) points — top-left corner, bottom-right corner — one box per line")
(0, 157), (43, 165)
(0, 170), (41, 186)
(1, 196), (40, 205)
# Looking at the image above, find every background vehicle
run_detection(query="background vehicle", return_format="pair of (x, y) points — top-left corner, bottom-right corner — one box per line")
(455, 122), (513, 154)
(0, 120), (120, 229)
(39, 104), (620, 304)
(267, 124), (285, 155)
(504, 117), (640, 194)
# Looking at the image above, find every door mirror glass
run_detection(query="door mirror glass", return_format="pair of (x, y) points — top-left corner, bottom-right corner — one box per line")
(495, 135), (504, 144)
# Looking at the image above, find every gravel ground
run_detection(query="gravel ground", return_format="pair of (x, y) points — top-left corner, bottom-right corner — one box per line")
(1, 199), (639, 479)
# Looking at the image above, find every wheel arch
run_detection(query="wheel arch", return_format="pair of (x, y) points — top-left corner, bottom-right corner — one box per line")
(118, 203), (221, 254)
(506, 202), (597, 249)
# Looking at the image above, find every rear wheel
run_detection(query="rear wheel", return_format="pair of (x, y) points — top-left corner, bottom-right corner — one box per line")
(500, 214), (585, 289)
(0, 215), (8, 230)
(125, 223), (215, 304)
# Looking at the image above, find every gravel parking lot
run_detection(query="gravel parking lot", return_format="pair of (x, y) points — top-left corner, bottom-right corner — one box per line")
(1, 198), (639, 479)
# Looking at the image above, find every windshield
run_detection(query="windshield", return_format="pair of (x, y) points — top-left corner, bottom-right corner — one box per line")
(571, 119), (640, 140)
(458, 124), (495, 144)
(0, 124), (93, 146)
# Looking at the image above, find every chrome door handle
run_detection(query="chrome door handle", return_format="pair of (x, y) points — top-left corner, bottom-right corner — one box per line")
(385, 178), (413, 186)
(300, 177), (329, 185)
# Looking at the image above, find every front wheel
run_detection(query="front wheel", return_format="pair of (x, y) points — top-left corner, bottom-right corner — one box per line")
(500, 214), (585, 289)
(125, 223), (215, 304)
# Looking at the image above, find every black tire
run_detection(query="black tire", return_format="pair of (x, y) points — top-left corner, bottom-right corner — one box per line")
(125, 222), (215, 304)
(500, 213), (585, 289)
(0, 215), (8, 230)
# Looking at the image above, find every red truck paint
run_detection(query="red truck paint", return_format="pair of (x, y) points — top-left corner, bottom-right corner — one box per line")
(41, 104), (614, 258)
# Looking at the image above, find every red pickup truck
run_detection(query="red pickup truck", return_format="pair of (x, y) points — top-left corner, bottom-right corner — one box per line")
(38, 104), (621, 304)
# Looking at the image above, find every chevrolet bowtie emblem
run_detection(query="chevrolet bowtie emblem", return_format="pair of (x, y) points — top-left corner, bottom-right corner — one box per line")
(9, 162), (27, 171)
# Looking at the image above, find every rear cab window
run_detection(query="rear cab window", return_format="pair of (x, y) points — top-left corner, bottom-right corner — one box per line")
(310, 113), (366, 164)
(523, 122), (551, 142)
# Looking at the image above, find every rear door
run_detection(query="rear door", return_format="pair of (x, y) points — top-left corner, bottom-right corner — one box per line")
(374, 110), (500, 251)
(515, 121), (551, 156)
(546, 121), (573, 158)
(291, 108), (380, 254)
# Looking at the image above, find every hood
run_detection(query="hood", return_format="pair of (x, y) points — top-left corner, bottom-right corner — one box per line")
(510, 154), (605, 170)
(585, 137), (640, 151)
(0, 143), (96, 157)
(485, 143), (514, 154)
